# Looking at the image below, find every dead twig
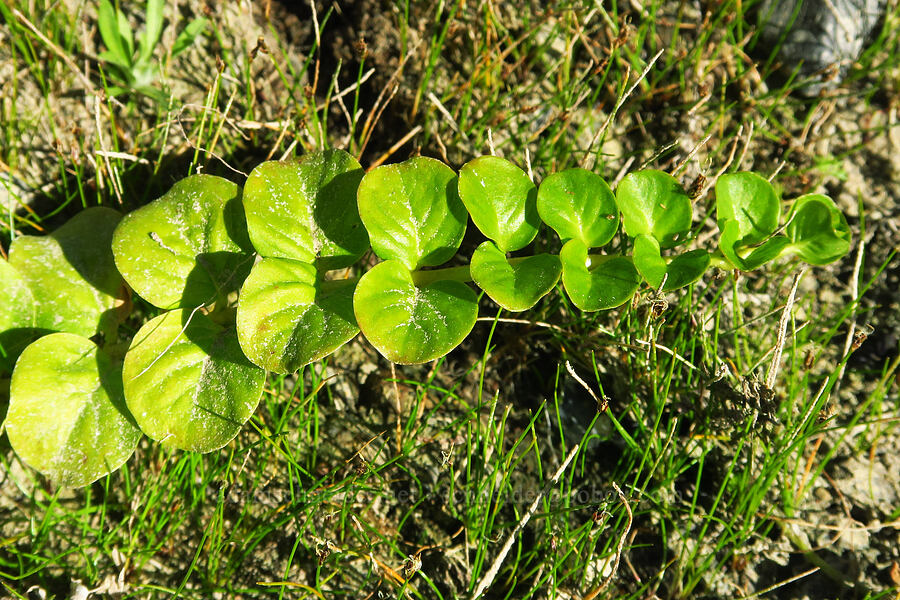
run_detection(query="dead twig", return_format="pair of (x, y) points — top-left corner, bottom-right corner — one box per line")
(766, 268), (805, 390)
(470, 444), (580, 599)
(582, 482), (633, 600)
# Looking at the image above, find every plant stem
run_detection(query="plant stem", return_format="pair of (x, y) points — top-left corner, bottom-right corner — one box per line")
(411, 255), (547, 286)
(411, 264), (472, 286)
(351, 250), (733, 288)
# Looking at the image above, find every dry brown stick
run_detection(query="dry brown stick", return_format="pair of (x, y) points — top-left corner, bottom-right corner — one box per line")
(582, 482), (633, 600)
(833, 234), (865, 397)
(369, 125), (423, 170)
(566, 360), (607, 411)
(766, 268), (805, 390)
(390, 362), (402, 455)
(674, 131), (713, 175)
(94, 95), (123, 204)
(735, 567), (820, 600)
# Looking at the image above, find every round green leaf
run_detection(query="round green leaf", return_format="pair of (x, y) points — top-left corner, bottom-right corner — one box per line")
(537, 168), (619, 248)
(470, 241), (561, 312)
(236, 257), (358, 373)
(715, 172), (780, 245)
(616, 170), (691, 248)
(560, 239), (640, 311)
(0, 260), (36, 375)
(785, 194), (851, 265)
(357, 157), (467, 270)
(353, 260), (478, 364)
(458, 156), (539, 252)
(243, 150), (368, 270)
(123, 309), (265, 452)
(112, 174), (253, 310)
(6, 333), (141, 487)
(9, 207), (124, 338)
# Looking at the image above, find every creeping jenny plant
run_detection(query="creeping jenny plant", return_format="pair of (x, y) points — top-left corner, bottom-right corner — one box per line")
(0, 149), (852, 487)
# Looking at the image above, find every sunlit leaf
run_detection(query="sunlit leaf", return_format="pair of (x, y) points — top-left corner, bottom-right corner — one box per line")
(616, 170), (691, 248)
(714, 172), (788, 270)
(715, 172), (780, 245)
(9, 207), (124, 338)
(7, 333), (141, 487)
(632, 234), (710, 291)
(458, 156), (539, 252)
(560, 239), (640, 311)
(354, 260), (477, 364)
(243, 150), (368, 270)
(236, 257), (358, 373)
(719, 221), (790, 271)
(470, 241), (560, 311)
(357, 157), (466, 270)
(0, 260), (36, 375)
(785, 194), (851, 265)
(537, 168), (619, 247)
(112, 174), (253, 309)
(662, 249), (710, 291)
(123, 309), (265, 452)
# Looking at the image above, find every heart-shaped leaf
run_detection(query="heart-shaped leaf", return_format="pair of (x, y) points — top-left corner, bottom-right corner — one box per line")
(715, 172), (780, 246)
(122, 309), (265, 452)
(714, 172), (787, 270)
(470, 241), (561, 311)
(616, 170), (691, 248)
(236, 257), (358, 373)
(663, 249), (710, 290)
(6, 333), (141, 487)
(0, 260), (36, 375)
(353, 260), (478, 364)
(632, 234), (710, 291)
(632, 234), (668, 288)
(112, 174), (254, 310)
(785, 194), (851, 265)
(357, 157), (467, 271)
(537, 168), (619, 247)
(9, 207), (124, 339)
(560, 239), (640, 311)
(242, 150), (368, 270)
(458, 156), (539, 252)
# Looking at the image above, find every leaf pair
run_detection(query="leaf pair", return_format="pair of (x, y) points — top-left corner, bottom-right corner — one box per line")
(355, 157), (477, 364)
(235, 150), (367, 373)
(4, 208), (125, 343)
(615, 170), (710, 292)
(112, 175), (264, 454)
(2, 208), (138, 487)
(715, 172), (851, 270)
(536, 167), (639, 311)
(459, 156), (562, 312)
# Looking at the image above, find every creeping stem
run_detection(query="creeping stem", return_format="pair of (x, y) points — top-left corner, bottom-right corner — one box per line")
(332, 251), (735, 290)
(411, 264), (473, 286)
(408, 252), (736, 287)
